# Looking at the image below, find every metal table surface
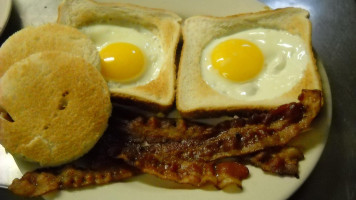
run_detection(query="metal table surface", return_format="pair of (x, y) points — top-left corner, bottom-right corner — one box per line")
(0, 0), (355, 199)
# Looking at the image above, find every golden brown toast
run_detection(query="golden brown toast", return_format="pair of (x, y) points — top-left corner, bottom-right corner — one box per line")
(58, 0), (182, 112)
(176, 8), (322, 118)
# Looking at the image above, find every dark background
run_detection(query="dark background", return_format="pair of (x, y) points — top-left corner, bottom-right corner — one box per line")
(260, 0), (355, 200)
(0, 0), (355, 199)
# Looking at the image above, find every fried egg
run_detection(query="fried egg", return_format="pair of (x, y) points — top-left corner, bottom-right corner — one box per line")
(201, 28), (309, 101)
(80, 24), (163, 88)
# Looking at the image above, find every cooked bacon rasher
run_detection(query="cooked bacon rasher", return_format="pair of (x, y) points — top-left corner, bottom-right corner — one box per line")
(241, 147), (304, 177)
(117, 90), (321, 169)
(8, 132), (139, 197)
(9, 90), (322, 197)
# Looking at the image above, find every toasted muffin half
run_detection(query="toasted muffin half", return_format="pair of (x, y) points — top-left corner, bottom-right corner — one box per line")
(0, 23), (101, 78)
(0, 51), (111, 167)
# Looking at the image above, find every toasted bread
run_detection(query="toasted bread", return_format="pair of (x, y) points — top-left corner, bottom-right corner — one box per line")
(176, 8), (322, 118)
(0, 51), (111, 167)
(58, 0), (182, 112)
(0, 23), (100, 77)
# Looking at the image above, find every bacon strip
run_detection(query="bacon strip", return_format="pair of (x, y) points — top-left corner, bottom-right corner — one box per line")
(128, 155), (249, 188)
(8, 147), (302, 197)
(114, 90), (320, 188)
(241, 147), (304, 177)
(117, 90), (321, 162)
(8, 125), (139, 197)
(8, 163), (135, 197)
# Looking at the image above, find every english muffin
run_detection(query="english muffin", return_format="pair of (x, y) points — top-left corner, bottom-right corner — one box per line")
(0, 51), (111, 167)
(0, 23), (100, 78)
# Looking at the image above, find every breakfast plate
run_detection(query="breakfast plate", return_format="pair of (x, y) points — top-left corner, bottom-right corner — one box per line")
(2, 0), (332, 200)
(40, 61), (331, 200)
(0, 0), (12, 36)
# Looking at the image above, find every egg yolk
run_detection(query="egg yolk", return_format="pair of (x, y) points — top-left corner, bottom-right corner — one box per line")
(99, 42), (145, 82)
(211, 39), (264, 82)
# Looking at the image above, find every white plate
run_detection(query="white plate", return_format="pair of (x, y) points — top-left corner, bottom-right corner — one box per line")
(40, 60), (331, 200)
(0, 0), (12, 36)
(7, 0), (332, 200)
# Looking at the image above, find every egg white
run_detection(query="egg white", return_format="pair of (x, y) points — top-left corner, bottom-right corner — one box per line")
(80, 24), (163, 89)
(201, 28), (310, 101)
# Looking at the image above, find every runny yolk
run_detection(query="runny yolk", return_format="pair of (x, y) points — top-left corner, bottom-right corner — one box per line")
(99, 42), (145, 82)
(211, 39), (264, 82)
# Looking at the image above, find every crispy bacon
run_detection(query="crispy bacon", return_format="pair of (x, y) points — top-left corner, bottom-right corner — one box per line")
(127, 155), (249, 188)
(117, 90), (321, 163)
(241, 147), (304, 177)
(113, 90), (320, 188)
(8, 126), (139, 197)
(8, 163), (135, 197)
(8, 90), (322, 197)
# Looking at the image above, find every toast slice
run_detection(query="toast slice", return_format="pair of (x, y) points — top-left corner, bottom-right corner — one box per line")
(177, 8), (322, 118)
(58, 0), (182, 112)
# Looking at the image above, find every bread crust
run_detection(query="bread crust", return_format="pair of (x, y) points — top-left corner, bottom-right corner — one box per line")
(58, 0), (182, 112)
(176, 8), (322, 118)
(0, 51), (111, 167)
(0, 23), (101, 77)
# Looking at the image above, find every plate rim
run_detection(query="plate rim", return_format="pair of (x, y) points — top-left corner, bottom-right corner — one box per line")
(2, 0), (332, 199)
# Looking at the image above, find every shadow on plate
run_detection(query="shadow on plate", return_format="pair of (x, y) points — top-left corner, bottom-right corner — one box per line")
(0, 5), (22, 45)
